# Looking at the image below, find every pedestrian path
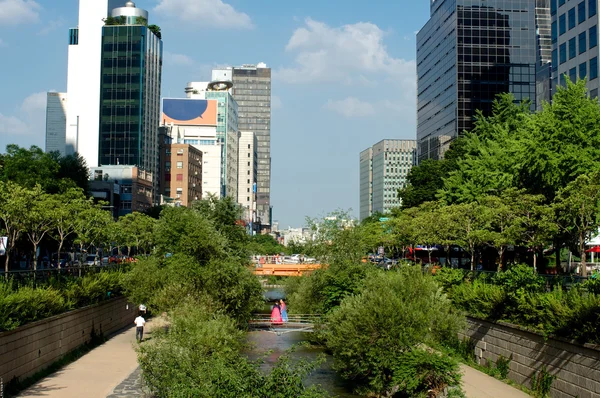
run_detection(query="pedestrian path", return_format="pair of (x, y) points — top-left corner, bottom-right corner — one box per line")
(17, 319), (162, 398)
(461, 364), (531, 398)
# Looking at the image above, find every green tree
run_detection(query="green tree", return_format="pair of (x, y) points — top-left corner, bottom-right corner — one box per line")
(0, 145), (60, 191)
(73, 205), (113, 262)
(553, 171), (600, 276)
(22, 186), (55, 270)
(115, 212), (156, 255)
(324, 268), (464, 396)
(0, 181), (28, 274)
(55, 152), (90, 193)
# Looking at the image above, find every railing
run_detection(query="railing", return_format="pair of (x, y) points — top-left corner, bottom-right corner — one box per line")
(248, 313), (322, 334)
(0, 264), (126, 286)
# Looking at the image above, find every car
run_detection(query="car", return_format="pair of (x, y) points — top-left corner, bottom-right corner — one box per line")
(101, 256), (110, 265)
(85, 255), (98, 266)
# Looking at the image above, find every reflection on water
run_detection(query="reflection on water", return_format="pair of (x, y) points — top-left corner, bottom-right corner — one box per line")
(245, 331), (359, 398)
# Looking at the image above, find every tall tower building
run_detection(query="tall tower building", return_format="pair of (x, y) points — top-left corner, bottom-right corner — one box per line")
(238, 131), (258, 233)
(98, 1), (163, 201)
(551, 0), (600, 98)
(45, 92), (68, 154)
(359, 140), (417, 220)
(212, 64), (272, 230)
(417, 0), (539, 162)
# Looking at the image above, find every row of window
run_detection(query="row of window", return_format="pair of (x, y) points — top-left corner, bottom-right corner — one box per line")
(554, 25), (598, 66)
(560, 56), (599, 84)
(553, 0), (597, 20)
(554, 1), (597, 41)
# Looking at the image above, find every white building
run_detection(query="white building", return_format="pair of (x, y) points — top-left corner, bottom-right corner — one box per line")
(45, 92), (68, 154)
(237, 131), (257, 224)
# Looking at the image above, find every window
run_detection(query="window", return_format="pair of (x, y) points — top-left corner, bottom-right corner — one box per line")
(247, 188), (250, 192)
(176, 188), (183, 194)
(176, 174), (183, 181)
(247, 153), (250, 157)
(247, 170), (250, 175)
(176, 161), (183, 168)
(247, 179), (250, 183)
(579, 32), (587, 54)
(552, 21), (558, 43)
(248, 144), (251, 149)
(569, 67), (577, 82)
(559, 13), (566, 35)
(247, 197), (250, 202)
(579, 1), (586, 23)
(559, 0), (566, 6)
(560, 43), (567, 63)
(164, 173), (171, 181)
(569, 37), (577, 59)
(591, 88), (599, 98)
(591, 0), (597, 17)
(569, 7), (576, 29)
(580, 62), (587, 79)
(560, 73), (567, 86)
(552, 0), (557, 15)
(552, 49), (558, 70)
(591, 26), (598, 48)
(591, 57), (598, 79)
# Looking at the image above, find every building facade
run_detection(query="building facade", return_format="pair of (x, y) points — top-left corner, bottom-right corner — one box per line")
(552, 0), (600, 97)
(45, 92), (68, 154)
(90, 165), (153, 217)
(158, 143), (202, 207)
(417, 0), (540, 161)
(359, 147), (373, 221)
(98, 2), (162, 203)
(237, 131), (258, 232)
(212, 64), (272, 229)
(360, 140), (417, 220)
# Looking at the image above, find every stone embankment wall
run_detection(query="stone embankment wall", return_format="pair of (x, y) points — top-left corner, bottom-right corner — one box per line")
(0, 297), (136, 384)
(460, 317), (600, 398)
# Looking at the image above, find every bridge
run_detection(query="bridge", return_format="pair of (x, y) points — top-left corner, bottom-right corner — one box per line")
(248, 314), (321, 334)
(251, 263), (323, 276)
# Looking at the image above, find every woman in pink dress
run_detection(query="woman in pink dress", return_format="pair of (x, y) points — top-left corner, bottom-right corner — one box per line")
(270, 302), (283, 324)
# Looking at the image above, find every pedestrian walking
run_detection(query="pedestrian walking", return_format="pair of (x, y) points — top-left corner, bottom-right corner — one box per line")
(134, 312), (146, 343)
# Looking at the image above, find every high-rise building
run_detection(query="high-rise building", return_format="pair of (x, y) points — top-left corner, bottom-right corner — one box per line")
(536, 0), (553, 110)
(45, 92), (68, 154)
(161, 97), (222, 198)
(237, 131), (258, 232)
(551, 0), (600, 98)
(99, 2), (163, 203)
(158, 142), (203, 207)
(90, 165), (153, 217)
(359, 140), (417, 220)
(417, 0), (539, 161)
(212, 64), (272, 229)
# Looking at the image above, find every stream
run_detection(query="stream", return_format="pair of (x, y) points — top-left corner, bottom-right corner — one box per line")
(245, 288), (360, 397)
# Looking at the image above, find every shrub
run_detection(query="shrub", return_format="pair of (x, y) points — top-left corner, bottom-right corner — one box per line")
(0, 285), (68, 331)
(434, 267), (467, 291)
(324, 268), (464, 396)
(449, 279), (506, 319)
(531, 365), (555, 398)
(492, 264), (545, 294)
(495, 354), (512, 379)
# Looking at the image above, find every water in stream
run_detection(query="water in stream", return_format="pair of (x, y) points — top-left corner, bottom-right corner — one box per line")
(246, 288), (360, 397)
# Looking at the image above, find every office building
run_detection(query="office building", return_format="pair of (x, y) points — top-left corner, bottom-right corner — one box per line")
(537, 0), (553, 110)
(45, 92), (68, 154)
(359, 140), (417, 220)
(99, 2), (163, 204)
(90, 165), (153, 217)
(552, 0), (600, 98)
(238, 131), (258, 232)
(417, 0), (539, 161)
(212, 64), (272, 229)
(158, 143), (202, 207)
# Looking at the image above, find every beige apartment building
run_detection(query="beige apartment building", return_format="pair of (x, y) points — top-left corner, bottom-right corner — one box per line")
(159, 143), (203, 207)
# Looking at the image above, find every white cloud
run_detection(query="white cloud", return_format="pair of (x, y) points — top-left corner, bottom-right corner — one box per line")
(323, 97), (375, 118)
(277, 18), (415, 93)
(0, 91), (47, 151)
(163, 51), (194, 66)
(0, 113), (28, 135)
(38, 17), (65, 36)
(271, 95), (282, 110)
(20, 91), (47, 113)
(154, 0), (252, 29)
(0, 0), (41, 25)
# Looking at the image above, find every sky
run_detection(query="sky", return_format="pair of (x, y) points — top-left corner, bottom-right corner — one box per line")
(0, 0), (430, 228)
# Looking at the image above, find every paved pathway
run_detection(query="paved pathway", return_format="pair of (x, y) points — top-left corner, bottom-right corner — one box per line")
(461, 365), (531, 398)
(17, 319), (163, 398)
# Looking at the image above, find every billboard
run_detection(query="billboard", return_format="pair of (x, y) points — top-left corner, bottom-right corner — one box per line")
(162, 98), (217, 126)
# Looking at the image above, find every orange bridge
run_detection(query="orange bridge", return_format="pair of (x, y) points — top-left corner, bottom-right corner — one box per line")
(251, 263), (322, 276)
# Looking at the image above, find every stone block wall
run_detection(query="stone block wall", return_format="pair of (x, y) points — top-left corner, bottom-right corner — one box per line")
(0, 297), (136, 384)
(459, 317), (600, 398)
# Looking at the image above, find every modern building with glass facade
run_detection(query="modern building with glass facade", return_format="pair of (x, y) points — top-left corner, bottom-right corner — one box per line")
(98, 1), (163, 203)
(45, 92), (68, 154)
(417, 0), (540, 161)
(551, 0), (600, 98)
(359, 140), (417, 219)
(212, 64), (272, 229)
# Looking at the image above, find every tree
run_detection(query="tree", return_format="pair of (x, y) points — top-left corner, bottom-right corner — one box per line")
(55, 152), (90, 193)
(0, 181), (28, 274)
(22, 186), (55, 270)
(148, 24), (161, 39)
(553, 171), (600, 276)
(115, 212), (156, 256)
(73, 205), (113, 262)
(0, 145), (60, 192)
(49, 188), (90, 268)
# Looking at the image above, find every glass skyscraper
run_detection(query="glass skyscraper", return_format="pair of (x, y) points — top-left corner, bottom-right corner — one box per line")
(98, 2), (162, 200)
(417, 0), (540, 161)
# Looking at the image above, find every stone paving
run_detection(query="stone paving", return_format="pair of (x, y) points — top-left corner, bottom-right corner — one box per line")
(106, 367), (148, 398)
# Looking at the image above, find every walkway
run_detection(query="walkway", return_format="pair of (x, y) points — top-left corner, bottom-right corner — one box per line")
(461, 365), (531, 398)
(17, 318), (163, 398)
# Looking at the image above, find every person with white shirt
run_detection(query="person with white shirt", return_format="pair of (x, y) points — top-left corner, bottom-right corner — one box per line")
(134, 313), (146, 342)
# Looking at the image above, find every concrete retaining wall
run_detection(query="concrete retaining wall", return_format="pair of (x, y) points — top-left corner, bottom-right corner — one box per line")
(460, 317), (600, 398)
(0, 297), (136, 384)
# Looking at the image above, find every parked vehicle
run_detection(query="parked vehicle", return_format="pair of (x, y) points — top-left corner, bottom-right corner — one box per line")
(85, 255), (98, 266)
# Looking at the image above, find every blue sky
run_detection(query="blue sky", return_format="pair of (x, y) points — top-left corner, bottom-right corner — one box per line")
(0, 0), (430, 227)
